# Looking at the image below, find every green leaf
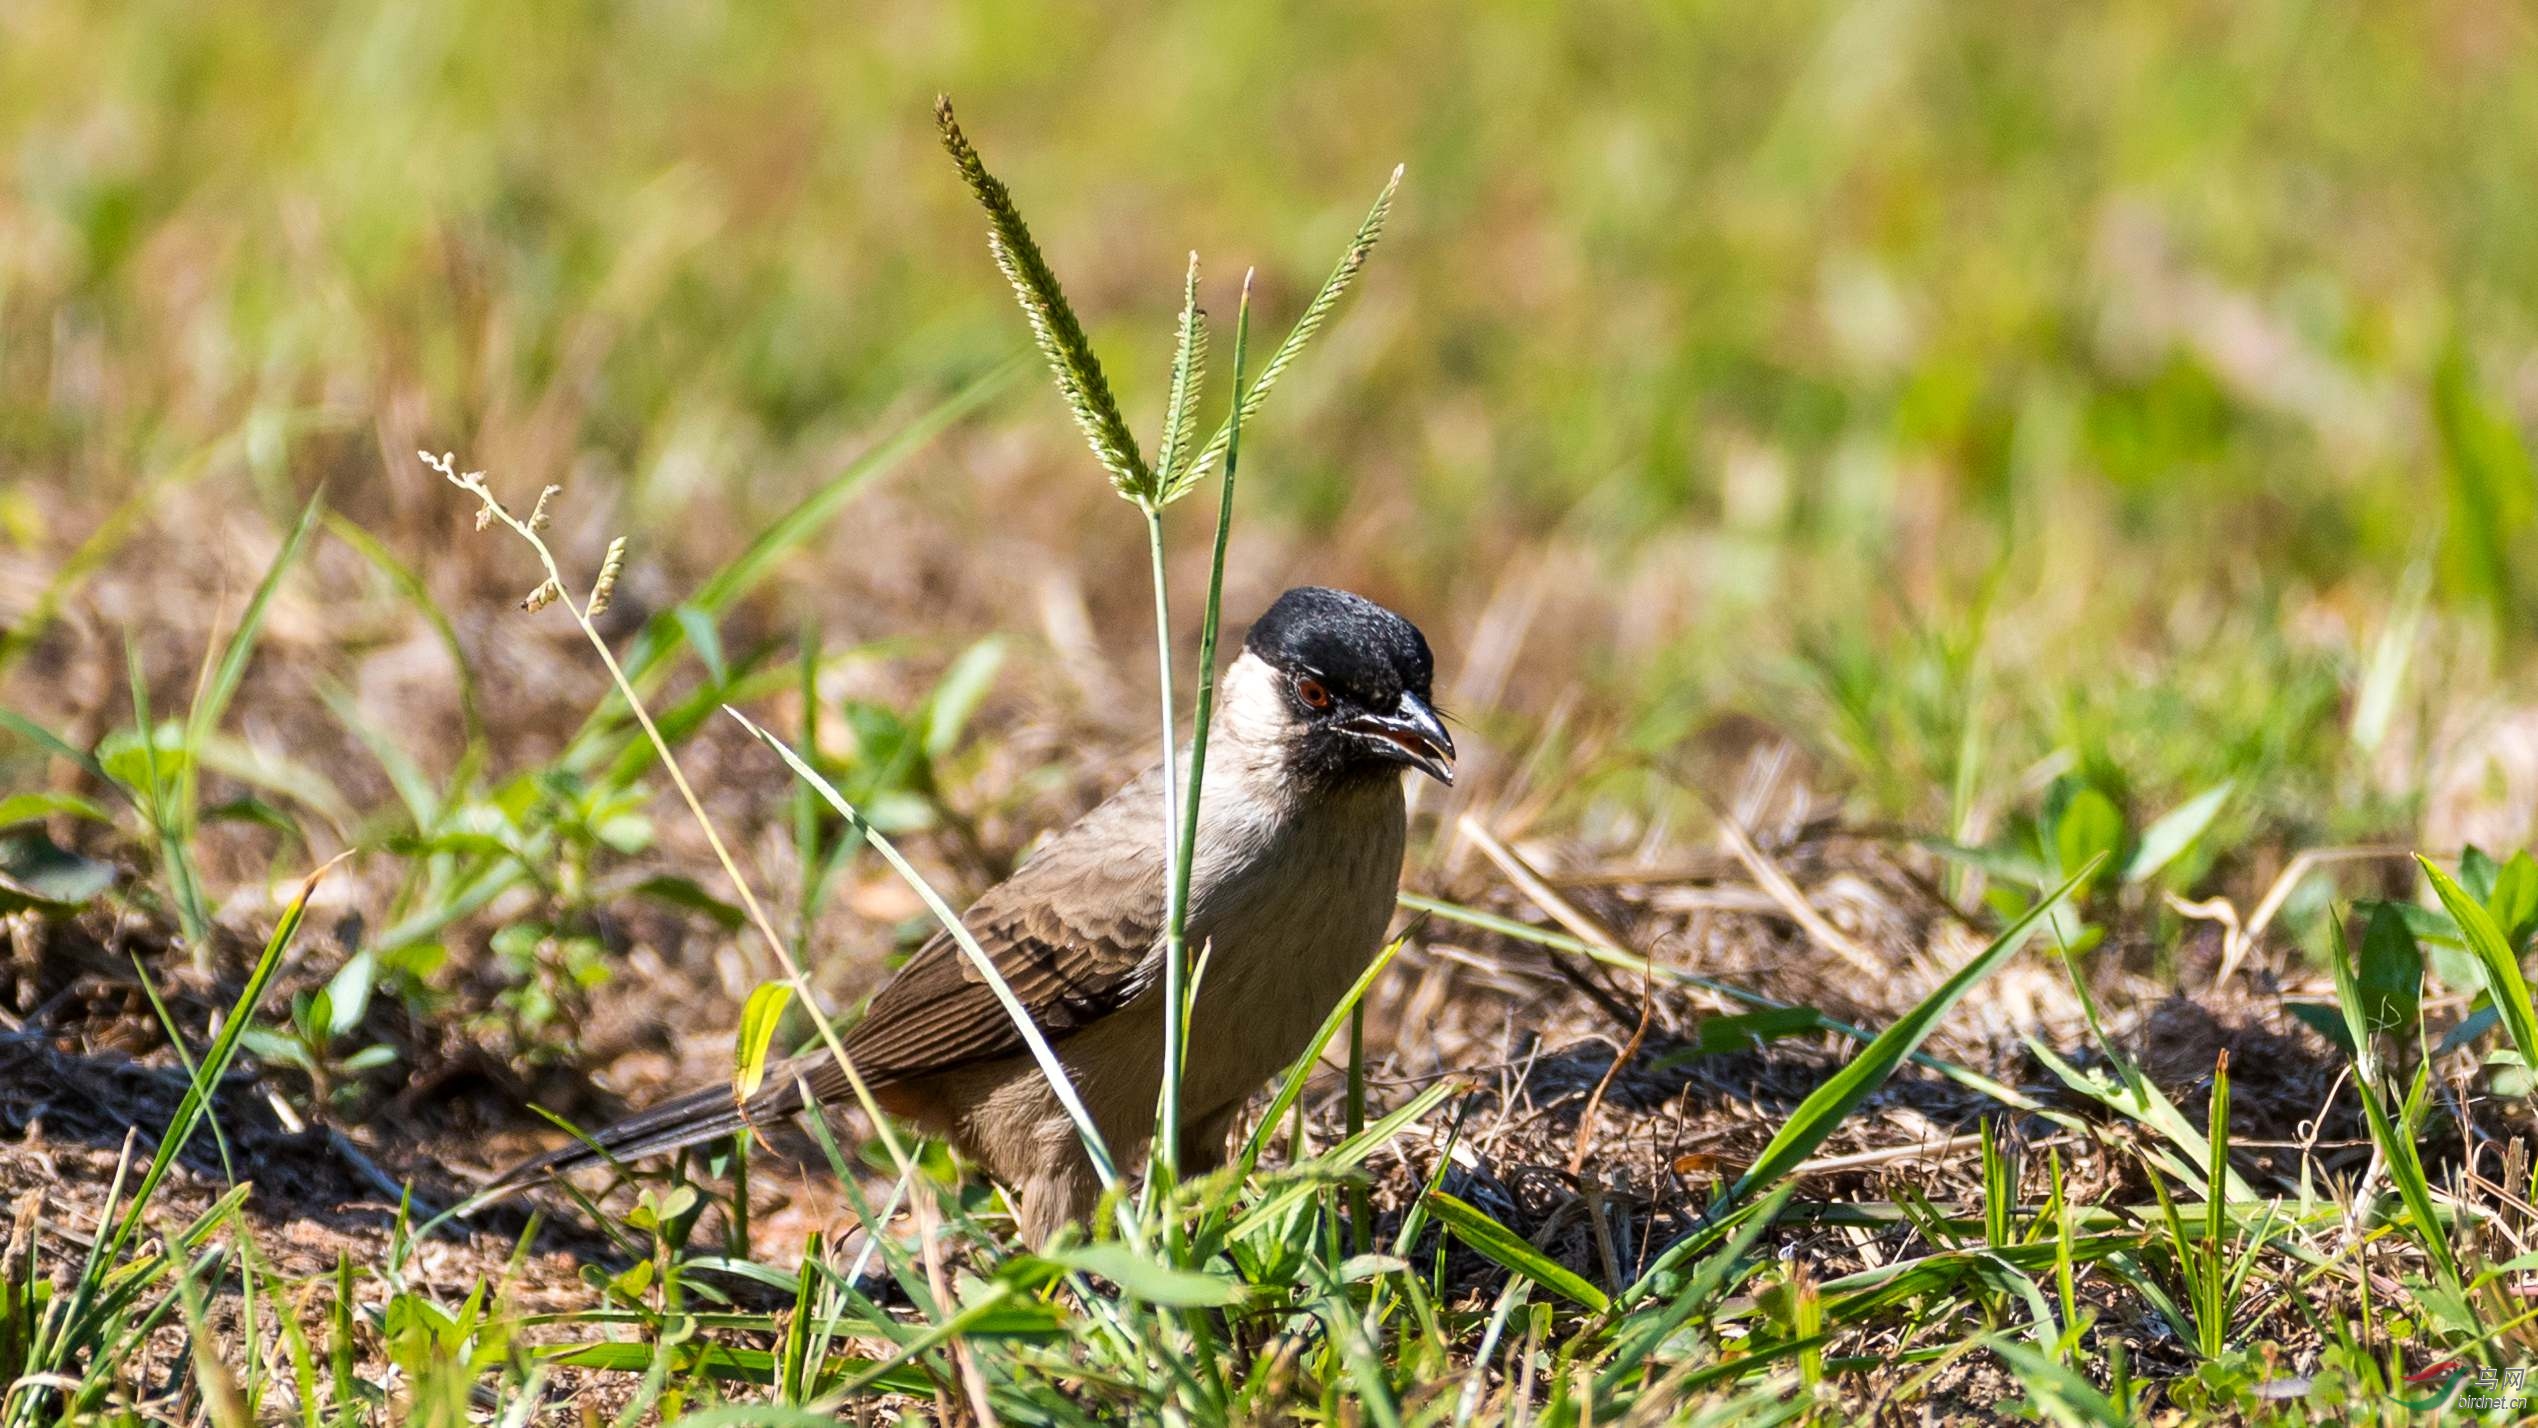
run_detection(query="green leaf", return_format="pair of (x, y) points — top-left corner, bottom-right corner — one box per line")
(2328, 912), (2464, 1290)
(323, 949), (377, 1039)
(1915, 835), (2055, 887)
(1039, 1243), (1247, 1307)
(923, 637), (1005, 761)
(2284, 1002), (2355, 1057)
(2049, 784), (2122, 886)
(2355, 902), (2423, 1036)
(191, 729), (358, 837)
(2460, 845), (2501, 903)
(0, 710), (132, 809)
(2353, 896), (2455, 945)
(1722, 859), (2093, 1208)
(602, 1256), (656, 1302)
(733, 982), (794, 1102)
(674, 605), (729, 684)
(1424, 1190), (1611, 1311)
(2419, 855), (2538, 1081)
(2490, 851), (2538, 950)
(1987, 1334), (2130, 1425)
(204, 789), (296, 829)
(1645, 1006), (1830, 1069)
(0, 828), (117, 911)
(631, 874), (747, 931)
(1337, 1253), (1408, 1282)
(2123, 782), (2231, 884)
(339, 1045), (399, 1074)
(238, 1026), (315, 1071)
(0, 792), (113, 827)
(2437, 1004), (2502, 1058)
(1236, 935), (1409, 1179)
(2024, 1035), (2253, 1201)
(548, 1342), (930, 1397)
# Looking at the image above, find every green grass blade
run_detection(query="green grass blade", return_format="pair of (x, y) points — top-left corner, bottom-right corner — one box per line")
(1599, 1184), (1795, 1390)
(1398, 891), (2065, 1119)
(733, 981), (793, 1102)
(1157, 279), (1252, 1189)
(1236, 936), (1409, 1179)
(110, 855), (342, 1255)
(128, 952), (236, 1186)
(1985, 1334), (2129, 1426)
(730, 709), (1120, 1192)
(2123, 782), (2231, 884)
(1717, 857), (2095, 1211)
(2419, 855), (2538, 1075)
(325, 513), (485, 747)
(1037, 1244), (1245, 1307)
(189, 487), (324, 756)
(127, 641), (208, 951)
(1425, 1191), (1610, 1311)
(0, 711), (134, 810)
(2201, 1054), (2229, 1356)
(2327, 913), (2465, 1291)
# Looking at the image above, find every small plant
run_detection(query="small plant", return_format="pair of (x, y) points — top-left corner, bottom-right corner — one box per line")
(238, 944), (399, 1110)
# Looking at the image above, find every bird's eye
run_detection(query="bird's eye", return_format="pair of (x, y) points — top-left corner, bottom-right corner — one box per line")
(1295, 676), (1332, 711)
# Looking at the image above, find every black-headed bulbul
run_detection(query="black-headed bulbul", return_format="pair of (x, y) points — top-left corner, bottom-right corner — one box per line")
(481, 586), (1453, 1244)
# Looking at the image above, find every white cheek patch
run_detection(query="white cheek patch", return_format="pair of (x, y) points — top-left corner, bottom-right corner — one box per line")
(1219, 651), (1304, 739)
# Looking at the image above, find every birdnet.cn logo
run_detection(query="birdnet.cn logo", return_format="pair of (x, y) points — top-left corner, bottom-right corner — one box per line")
(2396, 1361), (2530, 1412)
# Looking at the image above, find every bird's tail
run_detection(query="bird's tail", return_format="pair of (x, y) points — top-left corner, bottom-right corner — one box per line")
(463, 1057), (827, 1212)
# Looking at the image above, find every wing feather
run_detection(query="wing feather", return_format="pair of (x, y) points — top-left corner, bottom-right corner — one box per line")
(833, 766), (1169, 1084)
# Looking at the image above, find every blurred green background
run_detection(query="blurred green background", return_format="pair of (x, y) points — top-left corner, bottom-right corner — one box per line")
(7, 0), (2537, 855)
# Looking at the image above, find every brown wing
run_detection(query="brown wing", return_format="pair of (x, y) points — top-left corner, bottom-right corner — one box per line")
(834, 764), (1170, 1085)
(469, 768), (1174, 1197)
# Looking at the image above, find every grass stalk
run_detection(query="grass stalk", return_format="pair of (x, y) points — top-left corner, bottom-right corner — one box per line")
(1347, 1003), (1369, 1259)
(731, 711), (1122, 1198)
(121, 640), (205, 958)
(1156, 273), (1254, 1195)
(1145, 498), (1183, 1192)
(423, 455), (929, 1248)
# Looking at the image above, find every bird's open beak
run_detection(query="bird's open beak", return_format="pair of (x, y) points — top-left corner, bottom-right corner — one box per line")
(1343, 691), (1457, 786)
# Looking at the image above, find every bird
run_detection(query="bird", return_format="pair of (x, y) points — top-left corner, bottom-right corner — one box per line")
(475, 586), (1454, 1245)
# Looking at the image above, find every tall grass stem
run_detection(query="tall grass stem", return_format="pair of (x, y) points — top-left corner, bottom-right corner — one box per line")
(1155, 273), (1254, 1195)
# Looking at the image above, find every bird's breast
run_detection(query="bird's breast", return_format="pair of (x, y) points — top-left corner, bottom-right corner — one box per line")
(1173, 774), (1409, 1110)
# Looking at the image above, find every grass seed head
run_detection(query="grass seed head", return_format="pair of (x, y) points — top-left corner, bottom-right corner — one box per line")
(588, 536), (628, 617)
(935, 95), (1155, 502)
